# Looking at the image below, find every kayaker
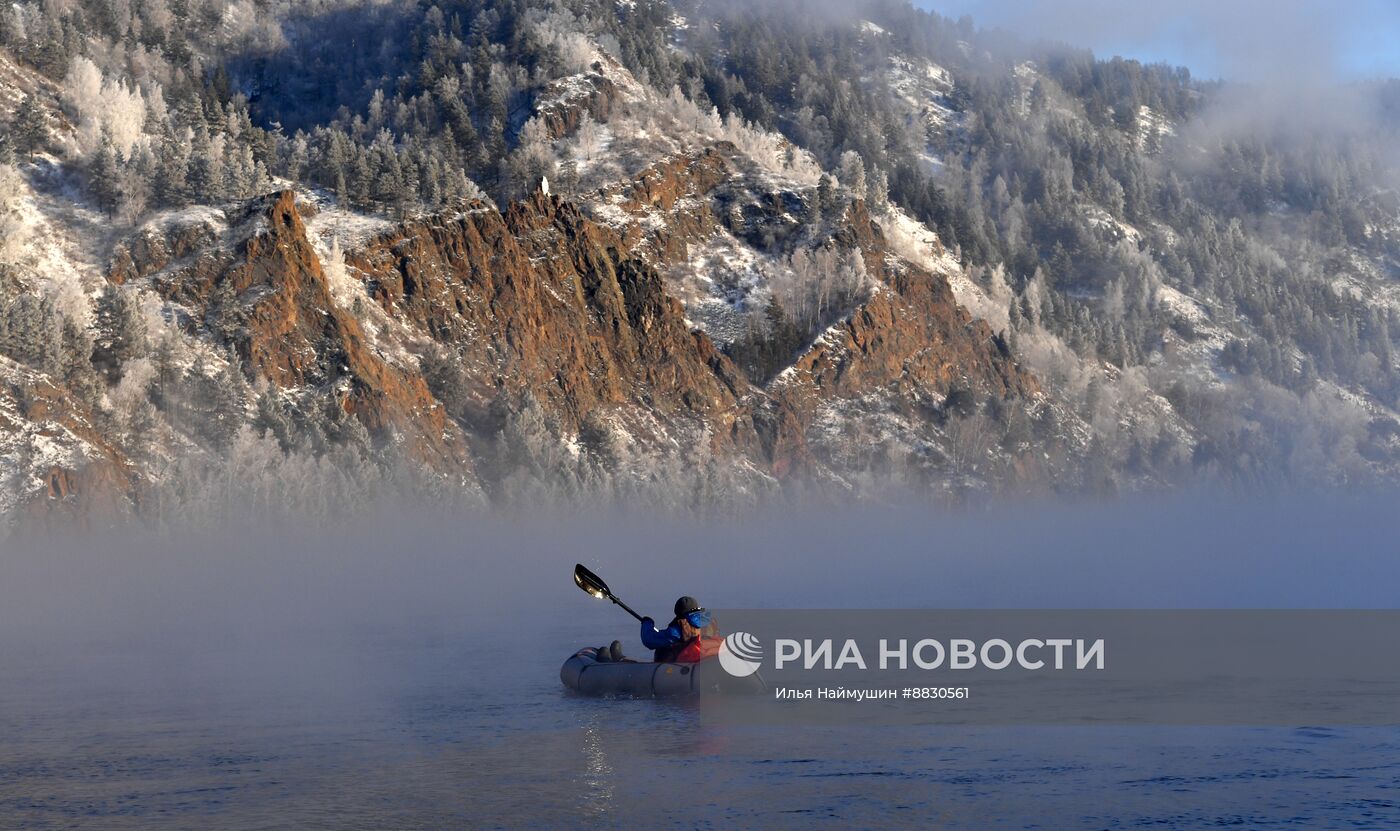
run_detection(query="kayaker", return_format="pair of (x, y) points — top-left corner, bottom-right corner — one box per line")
(640, 596), (722, 663)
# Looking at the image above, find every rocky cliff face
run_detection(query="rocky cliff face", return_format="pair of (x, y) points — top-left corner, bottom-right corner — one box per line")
(13, 139), (1043, 521)
(338, 146), (1040, 484)
(580, 144), (1045, 481)
(782, 200), (1035, 402)
(122, 192), (473, 476)
(534, 61), (620, 140)
(1, 356), (137, 526)
(345, 189), (782, 467)
(7, 36), (1051, 524)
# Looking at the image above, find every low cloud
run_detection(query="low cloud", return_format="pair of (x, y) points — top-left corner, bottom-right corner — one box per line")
(931, 0), (1400, 85)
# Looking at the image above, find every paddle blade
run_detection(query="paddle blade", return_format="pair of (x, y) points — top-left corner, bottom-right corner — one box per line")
(574, 563), (609, 600)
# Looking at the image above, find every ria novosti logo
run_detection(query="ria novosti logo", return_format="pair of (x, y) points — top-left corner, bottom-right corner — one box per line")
(718, 631), (764, 677)
(717, 630), (1107, 676)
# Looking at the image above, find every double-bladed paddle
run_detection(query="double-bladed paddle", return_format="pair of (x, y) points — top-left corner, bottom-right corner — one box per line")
(573, 563), (645, 622)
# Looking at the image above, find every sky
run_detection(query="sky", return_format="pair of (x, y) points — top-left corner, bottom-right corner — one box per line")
(923, 0), (1400, 83)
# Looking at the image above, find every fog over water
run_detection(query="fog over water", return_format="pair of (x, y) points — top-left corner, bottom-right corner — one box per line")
(4, 488), (1395, 647)
(2, 491), (1397, 828)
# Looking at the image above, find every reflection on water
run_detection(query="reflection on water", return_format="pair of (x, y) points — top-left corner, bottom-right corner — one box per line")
(579, 715), (614, 820)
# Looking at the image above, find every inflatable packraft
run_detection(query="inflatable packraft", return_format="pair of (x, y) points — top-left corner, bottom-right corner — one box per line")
(560, 647), (766, 697)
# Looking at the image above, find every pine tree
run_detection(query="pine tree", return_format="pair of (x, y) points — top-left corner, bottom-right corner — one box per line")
(89, 131), (123, 214)
(206, 354), (249, 450)
(93, 282), (147, 380)
(188, 127), (221, 202)
(120, 393), (159, 460)
(838, 150), (867, 200)
(149, 331), (180, 413)
(816, 174), (837, 217)
(228, 144), (257, 198)
(1, 293), (60, 372)
(209, 279), (243, 344)
(286, 133), (310, 182)
(867, 167), (890, 214)
(253, 389), (294, 451)
(11, 95), (48, 159)
(59, 317), (102, 405)
(375, 152), (405, 213)
(155, 127), (191, 206)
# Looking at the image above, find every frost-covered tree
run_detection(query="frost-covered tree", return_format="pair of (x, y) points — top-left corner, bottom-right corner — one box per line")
(0, 165), (30, 267)
(252, 390), (295, 452)
(838, 150), (867, 200)
(87, 131), (124, 214)
(227, 144), (259, 199)
(93, 282), (147, 380)
(188, 127), (225, 202)
(1, 291), (60, 373)
(504, 117), (558, 201)
(61, 56), (146, 159)
(11, 95), (48, 159)
(816, 174), (838, 217)
(58, 317), (102, 405)
(867, 167), (890, 214)
(575, 111), (602, 162)
(154, 126), (191, 205)
(209, 279), (243, 344)
(285, 132), (310, 183)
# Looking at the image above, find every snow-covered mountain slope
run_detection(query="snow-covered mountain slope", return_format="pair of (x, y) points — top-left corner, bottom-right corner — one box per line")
(3, 0), (1400, 529)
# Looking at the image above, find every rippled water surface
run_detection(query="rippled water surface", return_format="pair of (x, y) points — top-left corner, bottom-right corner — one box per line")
(3, 629), (1398, 829)
(4, 499), (1400, 828)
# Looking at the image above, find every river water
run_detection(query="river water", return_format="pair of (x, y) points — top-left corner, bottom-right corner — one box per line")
(4, 633), (1398, 829)
(2, 495), (1398, 828)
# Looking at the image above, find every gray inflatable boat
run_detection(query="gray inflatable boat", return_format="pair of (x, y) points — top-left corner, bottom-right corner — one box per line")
(560, 647), (766, 697)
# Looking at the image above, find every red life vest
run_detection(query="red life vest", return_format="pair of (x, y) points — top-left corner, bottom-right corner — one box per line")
(672, 635), (722, 663)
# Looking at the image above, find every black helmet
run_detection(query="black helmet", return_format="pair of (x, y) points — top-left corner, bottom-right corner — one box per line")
(674, 596), (703, 617)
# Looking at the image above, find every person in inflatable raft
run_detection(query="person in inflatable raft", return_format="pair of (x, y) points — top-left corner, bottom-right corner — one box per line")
(640, 596), (721, 663)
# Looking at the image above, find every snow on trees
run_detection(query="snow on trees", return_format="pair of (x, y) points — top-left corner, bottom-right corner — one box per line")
(838, 150), (867, 200)
(0, 292), (61, 374)
(0, 165), (31, 267)
(526, 7), (595, 73)
(11, 95), (48, 159)
(505, 117), (557, 200)
(867, 167), (890, 214)
(62, 56), (147, 159)
(575, 112), (602, 162)
(770, 247), (874, 338)
(93, 283), (148, 381)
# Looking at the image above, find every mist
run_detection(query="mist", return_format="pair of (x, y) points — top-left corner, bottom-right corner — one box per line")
(928, 0), (1400, 85)
(4, 489), (1397, 661)
(4, 491), (1397, 826)
(926, 0), (1400, 156)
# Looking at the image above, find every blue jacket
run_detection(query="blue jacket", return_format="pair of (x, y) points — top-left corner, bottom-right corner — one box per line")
(640, 617), (685, 650)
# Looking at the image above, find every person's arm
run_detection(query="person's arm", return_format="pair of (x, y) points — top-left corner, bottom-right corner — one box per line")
(640, 617), (683, 650)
